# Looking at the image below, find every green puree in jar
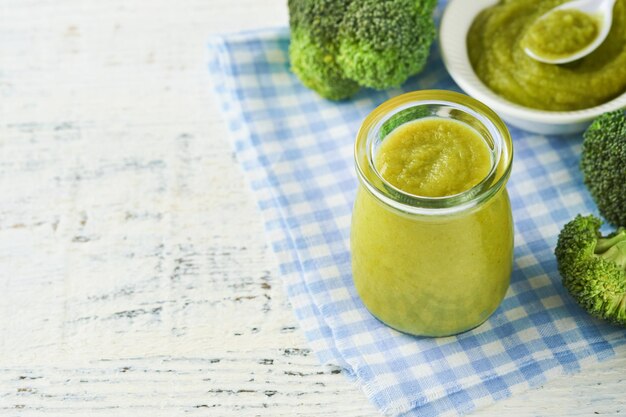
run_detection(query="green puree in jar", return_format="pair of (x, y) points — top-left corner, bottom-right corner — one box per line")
(468, 0), (626, 111)
(352, 117), (512, 336)
(375, 118), (491, 197)
(521, 9), (599, 59)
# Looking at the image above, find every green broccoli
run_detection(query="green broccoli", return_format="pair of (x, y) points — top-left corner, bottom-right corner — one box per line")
(581, 110), (626, 227)
(555, 214), (626, 326)
(287, 0), (437, 100)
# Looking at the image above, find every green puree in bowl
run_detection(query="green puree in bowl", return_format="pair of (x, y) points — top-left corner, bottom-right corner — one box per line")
(521, 9), (599, 60)
(467, 0), (626, 111)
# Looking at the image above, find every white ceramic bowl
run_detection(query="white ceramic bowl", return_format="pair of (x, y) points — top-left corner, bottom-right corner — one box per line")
(439, 0), (626, 135)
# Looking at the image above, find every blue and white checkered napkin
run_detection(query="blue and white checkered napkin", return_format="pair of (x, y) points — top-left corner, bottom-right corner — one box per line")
(208, 15), (626, 417)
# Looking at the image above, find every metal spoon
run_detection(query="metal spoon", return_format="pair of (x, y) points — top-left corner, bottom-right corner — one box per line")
(524, 0), (617, 64)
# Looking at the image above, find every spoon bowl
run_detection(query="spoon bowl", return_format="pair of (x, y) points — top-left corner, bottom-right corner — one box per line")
(524, 0), (617, 64)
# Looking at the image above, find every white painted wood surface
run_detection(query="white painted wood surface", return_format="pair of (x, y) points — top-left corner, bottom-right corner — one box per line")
(0, 0), (624, 415)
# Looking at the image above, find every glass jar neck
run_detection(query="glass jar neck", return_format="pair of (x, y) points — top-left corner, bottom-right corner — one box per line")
(355, 90), (513, 216)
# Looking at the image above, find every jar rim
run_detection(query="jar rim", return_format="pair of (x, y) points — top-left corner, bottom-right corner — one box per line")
(354, 90), (513, 216)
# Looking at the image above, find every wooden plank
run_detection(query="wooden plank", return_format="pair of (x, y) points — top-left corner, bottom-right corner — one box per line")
(0, 0), (623, 416)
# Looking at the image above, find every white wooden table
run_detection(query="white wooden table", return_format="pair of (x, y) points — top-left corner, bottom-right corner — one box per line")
(1, 1), (624, 415)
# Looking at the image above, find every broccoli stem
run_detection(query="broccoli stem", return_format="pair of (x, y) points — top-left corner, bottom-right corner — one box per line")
(600, 241), (626, 269)
(595, 229), (626, 269)
(595, 229), (626, 256)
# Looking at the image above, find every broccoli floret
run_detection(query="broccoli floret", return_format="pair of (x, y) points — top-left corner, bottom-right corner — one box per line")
(337, 0), (436, 90)
(288, 0), (359, 100)
(581, 110), (626, 227)
(287, 0), (437, 100)
(555, 214), (626, 326)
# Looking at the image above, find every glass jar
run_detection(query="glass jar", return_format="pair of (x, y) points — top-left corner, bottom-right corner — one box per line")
(351, 90), (514, 337)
